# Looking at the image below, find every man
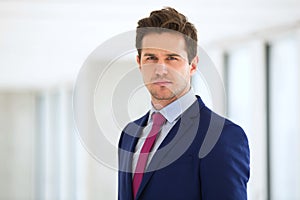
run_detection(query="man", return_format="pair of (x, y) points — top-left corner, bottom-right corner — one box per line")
(118, 7), (250, 200)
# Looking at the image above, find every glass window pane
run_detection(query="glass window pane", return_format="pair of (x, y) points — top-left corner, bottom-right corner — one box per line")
(226, 43), (268, 200)
(269, 35), (300, 200)
(227, 47), (252, 132)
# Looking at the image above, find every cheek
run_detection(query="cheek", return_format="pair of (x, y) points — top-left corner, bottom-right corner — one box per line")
(140, 68), (152, 82)
(169, 68), (190, 80)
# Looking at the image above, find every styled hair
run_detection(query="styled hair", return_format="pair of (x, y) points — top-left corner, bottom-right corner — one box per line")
(136, 7), (198, 63)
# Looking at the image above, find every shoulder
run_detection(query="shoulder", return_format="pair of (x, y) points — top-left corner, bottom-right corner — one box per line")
(200, 107), (250, 172)
(122, 112), (149, 133)
(222, 119), (249, 146)
(198, 99), (248, 145)
(205, 107), (249, 152)
(197, 102), (249, 162)
(118, 112), (149, 146)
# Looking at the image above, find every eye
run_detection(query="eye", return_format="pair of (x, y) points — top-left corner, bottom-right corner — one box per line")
(167, 56), (178, 61)
(145, 56), (157, 60)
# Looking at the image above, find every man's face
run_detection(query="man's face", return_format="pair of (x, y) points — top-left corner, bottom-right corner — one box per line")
(137, 32), (198, 108)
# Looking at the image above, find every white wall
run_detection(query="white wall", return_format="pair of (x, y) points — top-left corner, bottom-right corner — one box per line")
(0, 92), (36, 199)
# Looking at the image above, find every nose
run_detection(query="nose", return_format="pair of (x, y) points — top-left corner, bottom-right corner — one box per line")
(154, 61), (167, 76)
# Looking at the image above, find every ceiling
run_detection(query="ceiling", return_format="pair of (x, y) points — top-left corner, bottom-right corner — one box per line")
(1, 0), (300, 89)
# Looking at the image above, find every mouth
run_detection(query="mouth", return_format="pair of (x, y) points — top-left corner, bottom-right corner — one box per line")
(152, 80), (172, 86)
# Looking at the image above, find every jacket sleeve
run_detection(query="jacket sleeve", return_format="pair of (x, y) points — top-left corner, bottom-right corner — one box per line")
(200, 124), (250, 200)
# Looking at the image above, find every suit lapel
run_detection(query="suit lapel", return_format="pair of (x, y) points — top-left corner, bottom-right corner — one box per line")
(135, 99), (203, 199)
(120, 112), (149, 200)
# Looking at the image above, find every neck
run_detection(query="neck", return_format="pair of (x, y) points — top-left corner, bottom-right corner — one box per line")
(151, 99), (174, 110)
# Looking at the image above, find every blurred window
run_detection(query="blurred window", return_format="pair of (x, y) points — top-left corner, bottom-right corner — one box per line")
(269, 35), (300, 200)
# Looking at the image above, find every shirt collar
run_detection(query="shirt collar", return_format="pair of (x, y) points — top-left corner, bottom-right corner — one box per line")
(149, 89), (197, 123)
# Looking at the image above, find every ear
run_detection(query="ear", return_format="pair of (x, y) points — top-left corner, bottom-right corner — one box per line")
(136, 55), (141, 70)
(190, 55), (199, 75)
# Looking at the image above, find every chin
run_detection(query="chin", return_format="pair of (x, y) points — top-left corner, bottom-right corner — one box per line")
(152, 93), (176, 101)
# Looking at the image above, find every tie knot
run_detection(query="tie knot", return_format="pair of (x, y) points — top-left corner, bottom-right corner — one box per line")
(152, 112), (166, 126)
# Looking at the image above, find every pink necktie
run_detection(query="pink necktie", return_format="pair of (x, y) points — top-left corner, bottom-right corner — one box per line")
(133, 112), (166, 198)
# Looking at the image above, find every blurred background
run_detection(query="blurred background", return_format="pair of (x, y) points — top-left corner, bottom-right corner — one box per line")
(1, 0), (300, 199)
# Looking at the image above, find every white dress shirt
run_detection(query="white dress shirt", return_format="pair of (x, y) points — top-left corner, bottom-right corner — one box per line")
(132, 89), (197, 174)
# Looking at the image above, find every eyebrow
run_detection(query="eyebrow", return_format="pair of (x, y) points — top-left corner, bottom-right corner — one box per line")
(143, 53), (182, 57)
(166, 53), (181, 57)
(143, 53), (156, 57)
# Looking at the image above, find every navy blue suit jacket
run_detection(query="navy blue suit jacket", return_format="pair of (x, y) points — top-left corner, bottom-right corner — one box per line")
(118, 96), (250, 200)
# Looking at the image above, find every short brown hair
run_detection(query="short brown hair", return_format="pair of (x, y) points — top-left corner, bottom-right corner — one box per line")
(136, 7), (198, 63)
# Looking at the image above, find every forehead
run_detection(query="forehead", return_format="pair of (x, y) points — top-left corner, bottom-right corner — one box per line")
(141, 32), (187, 56)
